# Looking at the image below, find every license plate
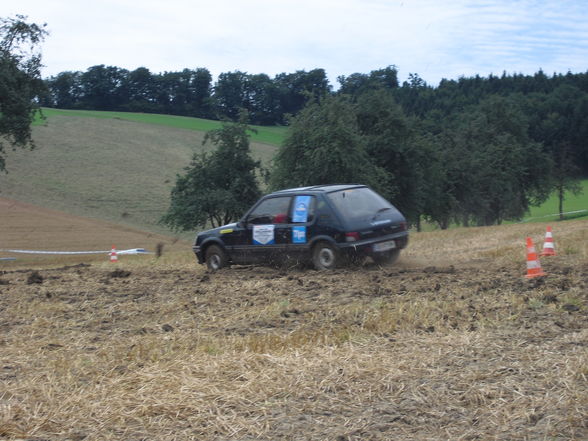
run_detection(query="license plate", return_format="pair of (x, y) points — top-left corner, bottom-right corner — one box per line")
(373, 240), (396, 252)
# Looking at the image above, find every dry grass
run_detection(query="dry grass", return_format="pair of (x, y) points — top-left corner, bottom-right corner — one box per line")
(1, 215), (587, 440)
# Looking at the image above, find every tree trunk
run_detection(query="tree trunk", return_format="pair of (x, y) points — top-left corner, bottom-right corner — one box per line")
(439, 218), (449, 230)
(558, 183), (564, 221)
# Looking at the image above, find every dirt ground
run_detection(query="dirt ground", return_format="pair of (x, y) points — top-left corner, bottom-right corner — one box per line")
(1, 247), (586, 440)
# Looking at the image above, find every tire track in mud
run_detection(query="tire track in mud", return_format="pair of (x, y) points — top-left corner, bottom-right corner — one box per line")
(1, 259), (585, 340)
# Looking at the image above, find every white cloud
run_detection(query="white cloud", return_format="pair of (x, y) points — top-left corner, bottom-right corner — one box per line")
(3, 0), (587, 86)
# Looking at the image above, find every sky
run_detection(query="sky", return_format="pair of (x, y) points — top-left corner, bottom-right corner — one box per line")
(6, 0), (588, 87)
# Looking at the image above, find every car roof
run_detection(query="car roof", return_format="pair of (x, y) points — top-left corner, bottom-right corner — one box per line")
(270, 184), (366, 196)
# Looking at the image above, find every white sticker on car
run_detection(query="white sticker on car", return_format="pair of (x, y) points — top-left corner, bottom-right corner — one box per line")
(253, 225), (275, 245)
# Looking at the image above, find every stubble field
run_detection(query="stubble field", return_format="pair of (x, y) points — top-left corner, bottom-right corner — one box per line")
(0, 207), (587, 440)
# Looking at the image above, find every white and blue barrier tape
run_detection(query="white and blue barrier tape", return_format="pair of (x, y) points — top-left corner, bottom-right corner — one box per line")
(520, 209), (588, 222)
(0, 248), (151, 255)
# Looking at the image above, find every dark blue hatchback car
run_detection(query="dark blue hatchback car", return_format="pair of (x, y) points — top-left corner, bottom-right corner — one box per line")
(193, 184), (409, 270)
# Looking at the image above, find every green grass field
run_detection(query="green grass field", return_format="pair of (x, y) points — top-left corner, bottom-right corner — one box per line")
(37, 108), (287, 147)
(523, 180), (588, 222)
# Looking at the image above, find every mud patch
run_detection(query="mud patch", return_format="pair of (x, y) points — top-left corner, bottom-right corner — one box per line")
(26, 270), (44, 284)
(108, 269), (131, 278)
(0, 256), (586, 441)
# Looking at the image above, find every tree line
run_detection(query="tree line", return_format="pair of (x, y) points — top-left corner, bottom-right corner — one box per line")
(40, 65), (331, 125)
(161, 68), (588, 231)
(41, 64), (588, 174)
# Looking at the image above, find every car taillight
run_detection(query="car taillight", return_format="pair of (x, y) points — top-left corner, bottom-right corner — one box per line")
(400, 222), (407, 231)
(345, 232), (360, 242)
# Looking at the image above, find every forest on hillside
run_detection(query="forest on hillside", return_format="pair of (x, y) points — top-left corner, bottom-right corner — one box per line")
(40, 65), (588, 170)
(40, 65), (588, 228)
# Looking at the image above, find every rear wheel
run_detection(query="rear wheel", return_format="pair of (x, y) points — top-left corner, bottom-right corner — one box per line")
(312, 242), (339, 270)
(372, 249), (401, 266)
(205, 245), (228, 271)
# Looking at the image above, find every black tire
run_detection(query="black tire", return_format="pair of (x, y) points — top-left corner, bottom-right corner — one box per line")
(205, 245), (228, 271)
(372, 249), (401, 266)
(312, 242), (339, 270)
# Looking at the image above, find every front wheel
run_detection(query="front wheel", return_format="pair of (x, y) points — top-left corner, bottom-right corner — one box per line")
(312, 242), (339, 270)
(372, 249), (401, 266)
(205, 245), (228, 271)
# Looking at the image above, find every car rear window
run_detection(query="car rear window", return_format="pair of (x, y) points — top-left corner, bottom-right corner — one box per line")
(326, 187), (392, 221)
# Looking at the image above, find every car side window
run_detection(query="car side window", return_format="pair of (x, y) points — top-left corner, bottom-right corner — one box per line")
(291, 195), (316, 223)
(247, 196), (292, 225)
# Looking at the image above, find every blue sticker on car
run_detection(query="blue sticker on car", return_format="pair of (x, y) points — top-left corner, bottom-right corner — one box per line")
(292, 226), (306, 244)
(292, 195), (311, 223)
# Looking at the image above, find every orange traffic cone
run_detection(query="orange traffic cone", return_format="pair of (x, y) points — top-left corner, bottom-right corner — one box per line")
(540, 226), (556, 256)
(110, 245), (118, 263)
(525, 237), (546, 278)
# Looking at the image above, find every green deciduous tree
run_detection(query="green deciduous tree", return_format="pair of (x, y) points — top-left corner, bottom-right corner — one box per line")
(274, 69), (330, 119)
(80, 64), (128, 110)
(43, 71), (83, 109)
(526, 85), (586, 219)
(355, 90), (433, 226)
(337, 66), (399, 98)
(271, 95), (387, 192)
(0, 15), (47, 171)
(448, 96), (552, 225)
(161, 116), (261, 230)
(214, 71), (249, 121)
(123, 67), (157, 113)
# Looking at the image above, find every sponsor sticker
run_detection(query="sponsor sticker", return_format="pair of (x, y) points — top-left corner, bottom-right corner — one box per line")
(220, 228), (234, 234)
(292, 195), (311, 223)
(292, 226), (307, 244)
(253, 225), (275, 245)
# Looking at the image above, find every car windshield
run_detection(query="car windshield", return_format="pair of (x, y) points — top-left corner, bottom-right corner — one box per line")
(326, 187), (392, 221)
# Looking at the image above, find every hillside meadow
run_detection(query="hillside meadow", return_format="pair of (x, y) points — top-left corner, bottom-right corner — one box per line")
(0, 200), (586, 440)
(1, 113), (278, 238)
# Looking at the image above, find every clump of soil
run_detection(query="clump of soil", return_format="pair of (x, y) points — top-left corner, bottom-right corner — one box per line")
(26, 270), (44, 284)
(109, 269), (131, 278)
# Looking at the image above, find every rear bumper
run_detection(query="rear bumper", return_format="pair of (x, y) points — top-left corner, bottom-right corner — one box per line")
(337, 232), (408, 255)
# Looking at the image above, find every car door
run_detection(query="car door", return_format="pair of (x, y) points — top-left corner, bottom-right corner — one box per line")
(213, 222), (249, 264)
(235, 195), (293, 264)
(288, 194), (317, 259)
